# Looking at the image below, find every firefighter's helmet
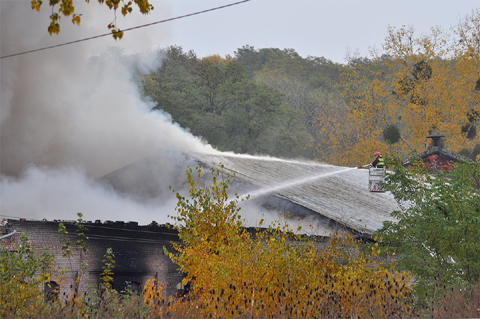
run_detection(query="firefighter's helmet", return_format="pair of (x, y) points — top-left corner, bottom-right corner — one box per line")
(375, 151), (381, 157)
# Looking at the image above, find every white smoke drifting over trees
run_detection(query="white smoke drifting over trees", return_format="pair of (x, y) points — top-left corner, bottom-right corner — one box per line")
(0, 1), (214, 224)
(0, 1), (330, 234)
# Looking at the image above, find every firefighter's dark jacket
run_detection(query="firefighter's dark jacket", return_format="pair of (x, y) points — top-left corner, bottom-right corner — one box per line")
(372, 156), (385, 168)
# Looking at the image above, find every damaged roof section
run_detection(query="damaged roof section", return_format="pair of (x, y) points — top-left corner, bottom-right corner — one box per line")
(100, 150), (400, 236)
(194, 153), (399, 235)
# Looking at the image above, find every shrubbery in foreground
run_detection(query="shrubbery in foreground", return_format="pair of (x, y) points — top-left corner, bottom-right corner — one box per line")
(377, 158), (480, 300)
(165, 166), (413, 318)
(1, 165), (479, 318)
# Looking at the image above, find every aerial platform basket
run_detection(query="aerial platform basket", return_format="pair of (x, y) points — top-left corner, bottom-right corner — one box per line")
(369, 167), (386, 192)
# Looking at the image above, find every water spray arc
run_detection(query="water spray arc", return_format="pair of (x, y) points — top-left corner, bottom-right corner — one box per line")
(238, 167), (357, 201)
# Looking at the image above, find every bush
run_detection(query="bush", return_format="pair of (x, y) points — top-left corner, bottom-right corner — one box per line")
(165, 165), (414, 318)
(0, 233), (54, 317)
(377, 157), (480, 300)
(383, 124), (401, 144)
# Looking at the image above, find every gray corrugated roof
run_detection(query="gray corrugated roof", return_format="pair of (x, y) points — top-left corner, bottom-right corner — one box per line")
(194, 152), (399, 234)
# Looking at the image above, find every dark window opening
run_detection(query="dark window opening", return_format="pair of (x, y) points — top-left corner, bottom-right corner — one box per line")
(44, 281), (59, 303)
(125, 281), (142, 295)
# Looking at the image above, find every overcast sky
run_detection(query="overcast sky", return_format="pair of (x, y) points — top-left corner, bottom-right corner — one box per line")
(161, 0), (479, 63)
(1, 0), (478, 63)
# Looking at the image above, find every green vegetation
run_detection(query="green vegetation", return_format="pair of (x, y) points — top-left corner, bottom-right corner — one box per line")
(1, 166), (480, 318)
(141, 45), (344, 159)
(0, 233), (54, 316)
(376, 158), (480, 300)
(6, 7), (480, 319)
(140, 11), (480, 166)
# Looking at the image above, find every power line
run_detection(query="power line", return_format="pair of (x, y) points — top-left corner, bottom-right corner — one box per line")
(0, 0), (251, 59)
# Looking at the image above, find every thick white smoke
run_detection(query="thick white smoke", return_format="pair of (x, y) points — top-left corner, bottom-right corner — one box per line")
(0, 166), (177, 224)
(0, 1), (214, 223)
(0, 2), (336, 235)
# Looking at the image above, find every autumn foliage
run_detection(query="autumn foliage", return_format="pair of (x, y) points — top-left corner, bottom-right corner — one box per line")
(2, 165), (480, 318)
(164, 165), (414, 318)
(30, 0), (154, 39)
(0, 234), (54, 317)
(0, 167), (414, 319)
(317, 10), (480, 166)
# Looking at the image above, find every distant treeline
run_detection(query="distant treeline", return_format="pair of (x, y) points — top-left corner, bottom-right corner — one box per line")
(142, 11), (480, 166)
(140, 45), (344, 160)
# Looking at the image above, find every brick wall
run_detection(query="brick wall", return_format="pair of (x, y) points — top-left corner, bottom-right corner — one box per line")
(0, 219), (183, 300)
(403, 144), (470, 173)
(422, 153), (455, 172)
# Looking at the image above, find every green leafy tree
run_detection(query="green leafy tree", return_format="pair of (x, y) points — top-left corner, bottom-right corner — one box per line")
(376, 157), (480, 298)
(215, 81), (302, 155)
(57, 212), (90, 294)
(233, 45), (264, 79)
(143, 50), (200, 125)
(237, 46), (344, 159)
(143, 48), (313, 158)
(194, 59), (227, 111)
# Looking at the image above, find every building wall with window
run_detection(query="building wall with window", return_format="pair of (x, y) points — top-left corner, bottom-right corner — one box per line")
(0, 218), (183, 300)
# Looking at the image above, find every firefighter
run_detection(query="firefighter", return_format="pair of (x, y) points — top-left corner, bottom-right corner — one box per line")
(372, 152), (385, 168)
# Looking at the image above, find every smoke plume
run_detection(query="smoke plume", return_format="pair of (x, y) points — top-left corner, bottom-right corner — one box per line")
(0, 2), (332, 235)
(0, 1), (214, 223)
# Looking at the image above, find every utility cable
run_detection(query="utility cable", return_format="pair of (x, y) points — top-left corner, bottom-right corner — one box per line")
(0, 0), (251, 59)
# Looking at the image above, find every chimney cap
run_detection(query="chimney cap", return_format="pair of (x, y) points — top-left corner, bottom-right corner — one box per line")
(427, 134), (445, 146)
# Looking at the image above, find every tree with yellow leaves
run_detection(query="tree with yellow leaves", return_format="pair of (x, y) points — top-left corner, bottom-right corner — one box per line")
(166, 165), (413, 318)
(0, 233), (55, 316)
(30, 0), (154, 39)
(317, 10), (480, 166)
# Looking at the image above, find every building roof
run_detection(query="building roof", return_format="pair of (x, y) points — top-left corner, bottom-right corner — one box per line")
(193, 152), (399, 235)
(100, 149), (400, 236)
(403, 135), (471, 172)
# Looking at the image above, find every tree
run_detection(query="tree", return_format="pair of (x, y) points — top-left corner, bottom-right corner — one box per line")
(215, 80), (305, 155)
(143, 48), (313, 158)
(0, 234), (54, 316)
(376, 157), (480, 299)
(316, 54), (396, 166)
(142, 46), (352, 159)
(236, 47), (343, 158)
(233, 46), (301, 79)
(166, 165), (414, 318)
(316, 10), (480, 166)
(30, 0), (154, 39)
(233, 45), (264, 79)
(142, 46), (200, 125)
